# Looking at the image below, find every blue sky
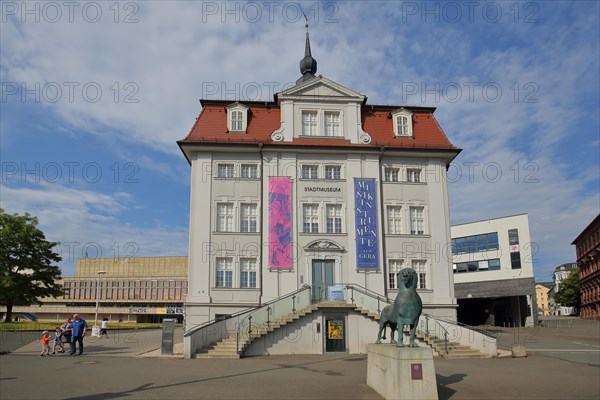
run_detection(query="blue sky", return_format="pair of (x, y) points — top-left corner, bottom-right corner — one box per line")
(1, 1), (599, 281)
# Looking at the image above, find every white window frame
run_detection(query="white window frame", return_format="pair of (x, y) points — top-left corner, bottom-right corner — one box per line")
(302, 110), (319, 136)
(409, 206), (425, 235)
(215, 257), (233, 288)
(226, 103), (249, 132)
(217, 163), (235, 178)
(303, 204), (319, 233)
(240, 203), (258, 233)
(241, 164), (258, 179)
(324, 111), (342, 137)
(410, 259), (428, 290)
(326, 204), (343, 234)
(240, 258), (257, 288)
(387, 206), (402, 235)
(406, 168), (422, 183)
(391, 108), (414, 137)
(216, 202), (234, 232)
(389, 259), (403, 289)
(325, 165), (342, 180)
(384, 167), (399, 182)
(301, 165), (319, 180)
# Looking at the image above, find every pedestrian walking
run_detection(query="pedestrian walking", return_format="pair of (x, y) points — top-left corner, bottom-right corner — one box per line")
(70, 314), (87, 356)
(61, 317), (72, 353)
(51, 327), (64, 354)
(40, 331), (50, 356)
(100, 318), (109, 338)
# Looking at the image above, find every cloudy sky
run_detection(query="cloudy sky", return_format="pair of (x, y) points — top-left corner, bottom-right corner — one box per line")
(1, 1), (598, 281)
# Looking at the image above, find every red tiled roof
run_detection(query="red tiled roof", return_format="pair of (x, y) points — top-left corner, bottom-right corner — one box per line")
(179, 101), (459, 151)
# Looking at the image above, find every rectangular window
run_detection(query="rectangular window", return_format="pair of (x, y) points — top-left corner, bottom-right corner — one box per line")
(241, 164), (258, 178)
(231, 110), (244, 131)
(384, 167), (399, 182)
(387, 206), (402, 234)
(217, 163), (235, 178)
(508, 229), (520, 245)
(511, 252), (522, 269)
(216, 203), (234, 232)
(397, 115), (410, 136)
(326, 204), (343, 233)
(240, 258), (257, 288)
(453, 258), (501, 274)
(325, 165), (341, 180)
(302, 165), (318, 179)
(451, 233), (499, 255)
(302, 111), (318, 136)
(411, 260), (427, 289)
(215, 257), (233, 288)
(324, 111), (341, 137)
(389, 259), (403, 289)
(410, 206), (424, 235)
(303, 204), (319, 233)
(407, 169), (421, 183)
(240, 204), (258, 233)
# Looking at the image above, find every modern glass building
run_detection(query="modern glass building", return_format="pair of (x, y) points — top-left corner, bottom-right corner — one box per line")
(451, 214), (536, 327)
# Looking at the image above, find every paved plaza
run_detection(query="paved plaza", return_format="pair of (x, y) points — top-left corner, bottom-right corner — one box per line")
(1, 318), (599, 400)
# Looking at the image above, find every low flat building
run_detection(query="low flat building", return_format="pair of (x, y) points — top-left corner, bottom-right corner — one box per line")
(572, 213), (600, 320)
(0, 256), (188, 324)
(451, 214), (536, 327)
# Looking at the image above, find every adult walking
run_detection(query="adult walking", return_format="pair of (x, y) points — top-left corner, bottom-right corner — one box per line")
(70, 313), (87, 356)
(61, 318), (72, 353)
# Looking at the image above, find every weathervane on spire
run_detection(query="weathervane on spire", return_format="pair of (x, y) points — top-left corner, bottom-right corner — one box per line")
(296, 12), (318, 85)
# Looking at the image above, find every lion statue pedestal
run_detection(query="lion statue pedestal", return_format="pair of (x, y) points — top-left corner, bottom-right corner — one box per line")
(367, 268), (438, 400)
(367, 344), (438, 400)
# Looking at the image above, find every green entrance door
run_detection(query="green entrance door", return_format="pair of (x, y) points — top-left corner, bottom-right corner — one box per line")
(312, 260), (334, 301)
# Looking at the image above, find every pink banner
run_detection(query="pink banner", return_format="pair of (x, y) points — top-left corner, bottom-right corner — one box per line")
(269, 177), (292, 269)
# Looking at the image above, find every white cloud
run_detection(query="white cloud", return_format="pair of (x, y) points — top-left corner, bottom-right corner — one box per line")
(0, 183), (188, 276)
(2, 1), (598, 281)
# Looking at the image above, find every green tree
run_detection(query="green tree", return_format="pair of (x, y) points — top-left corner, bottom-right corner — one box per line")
(0, 209), (63, 322)
(553, 268), (581, 308)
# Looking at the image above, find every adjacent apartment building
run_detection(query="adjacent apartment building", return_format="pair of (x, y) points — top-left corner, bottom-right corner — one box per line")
(451, 214), (536, 327)
(178, 28), (461, 354)
(535, 282), (552, 316)
(549, 262), (578, 316)
(572, 213), (600, 320)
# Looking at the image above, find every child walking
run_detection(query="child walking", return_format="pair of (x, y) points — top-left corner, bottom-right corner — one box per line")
(40, 330), (51, 356)
(51, 327), (64, 354)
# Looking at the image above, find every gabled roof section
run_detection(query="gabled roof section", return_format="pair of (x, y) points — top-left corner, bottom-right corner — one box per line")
(278, 76), (366, 103)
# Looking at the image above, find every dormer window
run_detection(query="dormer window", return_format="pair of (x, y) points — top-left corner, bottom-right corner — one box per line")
(324, 112), (341, 137)
(391, 108), (414, 137)
(302, 111), (319, 136)
(226, 103), (249, 132)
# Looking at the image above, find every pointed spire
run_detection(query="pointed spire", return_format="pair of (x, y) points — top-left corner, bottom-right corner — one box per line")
(296, 17), (317, 85)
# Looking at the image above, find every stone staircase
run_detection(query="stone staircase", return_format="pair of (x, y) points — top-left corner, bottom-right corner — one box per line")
(196, 302), (489, 359)
(196, 303), (320, 359)
(354, 305), (489, 359)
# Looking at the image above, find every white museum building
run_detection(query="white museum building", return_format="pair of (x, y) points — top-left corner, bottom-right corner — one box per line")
(177, 29), (495, 359)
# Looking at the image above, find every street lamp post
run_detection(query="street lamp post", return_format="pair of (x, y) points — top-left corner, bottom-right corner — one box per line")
(94, 270), (107, 327)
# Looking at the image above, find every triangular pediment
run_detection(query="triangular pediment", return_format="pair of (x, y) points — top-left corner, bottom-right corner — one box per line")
(278, 77), (365, 102)
(305, 239), (345, 252)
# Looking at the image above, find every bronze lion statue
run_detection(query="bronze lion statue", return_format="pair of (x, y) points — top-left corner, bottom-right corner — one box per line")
(375, 268), (423, 347)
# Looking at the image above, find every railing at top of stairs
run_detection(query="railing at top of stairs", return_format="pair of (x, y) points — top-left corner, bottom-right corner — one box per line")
(235, 285), (313, 354)
(342, 283), (499, 356)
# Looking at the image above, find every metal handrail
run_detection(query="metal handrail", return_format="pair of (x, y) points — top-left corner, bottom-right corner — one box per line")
(235, 285), (312, 354)
(184, 307), (255, 338)
(343, 283), (451, 354)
